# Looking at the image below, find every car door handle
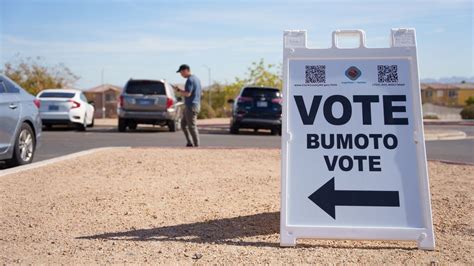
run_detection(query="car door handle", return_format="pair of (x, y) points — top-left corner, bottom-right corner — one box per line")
(9, 103), (18, 109)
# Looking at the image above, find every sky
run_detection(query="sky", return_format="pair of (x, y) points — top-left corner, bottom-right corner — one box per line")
(0, 0), (473, 89)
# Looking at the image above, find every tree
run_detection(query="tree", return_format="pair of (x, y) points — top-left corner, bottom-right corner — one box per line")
(243, 58), (282, 89)
(1, 55), (79, 95)
(222, 58), (281, 102)
(465, 96), (474, 106)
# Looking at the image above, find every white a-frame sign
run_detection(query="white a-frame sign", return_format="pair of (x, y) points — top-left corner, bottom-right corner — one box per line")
(280, 29), (435, 250)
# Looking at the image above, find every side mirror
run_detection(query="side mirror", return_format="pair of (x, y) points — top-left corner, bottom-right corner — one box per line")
(227, 99), (235, 104)
(88, 101), (95, 106)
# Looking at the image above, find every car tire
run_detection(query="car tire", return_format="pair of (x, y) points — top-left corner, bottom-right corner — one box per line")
(230, 124), (239, 134)
(6, 123), (36, 167)
(88, 117), (95, 128)
(175, 117), (182, 131)
(271, 128), (279, 135)
(118, 118), (127, 132)
(128, 122), (137, 130)
(76, 117), (87, 132)
(168, 120), (177, 132)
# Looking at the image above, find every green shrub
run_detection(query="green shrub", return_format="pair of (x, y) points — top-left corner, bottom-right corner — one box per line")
(465, 96), (474, 106)
(423, 114), (439, 120)
(198, 101), (216, 119)
(460, 105), (474, 119)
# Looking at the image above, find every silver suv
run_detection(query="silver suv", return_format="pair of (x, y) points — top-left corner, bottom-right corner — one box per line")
(117, 79), (184, 132)
(0, 74), (42, 167)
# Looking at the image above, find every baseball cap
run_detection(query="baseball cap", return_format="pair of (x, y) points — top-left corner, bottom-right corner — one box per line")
(176, 64), (190, 73)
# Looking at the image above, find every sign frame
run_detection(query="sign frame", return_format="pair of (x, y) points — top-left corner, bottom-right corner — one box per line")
(280, 29), (435, 250)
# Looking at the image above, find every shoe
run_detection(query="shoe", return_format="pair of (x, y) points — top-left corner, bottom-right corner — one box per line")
(186, 143), (193, 147)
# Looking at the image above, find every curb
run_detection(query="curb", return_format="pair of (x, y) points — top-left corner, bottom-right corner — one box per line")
(0, 147), (130, 177)
(130, 146), (281, 150)
(424, 120), (474, 126)
(429, 159), (474, 166)
(197, 123), (229, 127)
(424, 131), (467, 141)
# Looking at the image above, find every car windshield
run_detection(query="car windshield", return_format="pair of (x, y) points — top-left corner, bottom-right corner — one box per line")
(39, 92), (75, 98)
(242, 88), (281, 99)
(126, 81), (166, 95)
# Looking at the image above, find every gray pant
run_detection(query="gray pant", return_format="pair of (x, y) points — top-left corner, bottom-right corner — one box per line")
(181, 104), (200, 146)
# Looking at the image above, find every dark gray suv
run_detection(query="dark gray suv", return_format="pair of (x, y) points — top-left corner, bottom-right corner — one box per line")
(117, 79), (184, 132)
(229, 86), (282, 135)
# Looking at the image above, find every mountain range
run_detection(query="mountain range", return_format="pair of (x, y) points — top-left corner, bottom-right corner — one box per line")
(421, 76), (474, 83)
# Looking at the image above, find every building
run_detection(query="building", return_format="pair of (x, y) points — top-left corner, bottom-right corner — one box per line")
(421, 83), (474, 107)
(84, 84), (122, 118)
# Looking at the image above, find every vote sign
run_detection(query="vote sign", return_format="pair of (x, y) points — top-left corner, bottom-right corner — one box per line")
(280, 29), (435, 250)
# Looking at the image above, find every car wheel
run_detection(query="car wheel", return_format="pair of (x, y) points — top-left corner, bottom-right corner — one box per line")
(230, 124), (239, 134)
(6, 123), (36, 167)
(168, 120), (177, 132)
(118, 118), (127, 132)
(76, 117), (87, 132)
(128, 122), (137, 130)
(88, 117), (95, 128)
(271, 128), (279, 135)
(175, 117), (182, 131)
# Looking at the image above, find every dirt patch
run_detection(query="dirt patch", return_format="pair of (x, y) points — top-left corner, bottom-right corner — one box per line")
(0, 148), (472, 263)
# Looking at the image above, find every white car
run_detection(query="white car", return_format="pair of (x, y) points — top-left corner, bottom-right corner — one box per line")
(36, 89), (95, 131)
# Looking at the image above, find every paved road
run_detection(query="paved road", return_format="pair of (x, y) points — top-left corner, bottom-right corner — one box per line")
(423, 125), (473, 163)
(33, 125), (280, 162)
(2, 124), (473, 168)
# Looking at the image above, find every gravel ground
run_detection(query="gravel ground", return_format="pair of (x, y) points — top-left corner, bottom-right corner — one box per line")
(0, 148), (472, 264)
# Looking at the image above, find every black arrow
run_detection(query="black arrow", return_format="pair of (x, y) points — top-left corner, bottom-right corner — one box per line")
(308, 177), (400, 219)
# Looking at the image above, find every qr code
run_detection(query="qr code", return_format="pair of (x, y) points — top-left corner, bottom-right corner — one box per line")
(305, 65), (326, 83)
(377, 65), (398, 83)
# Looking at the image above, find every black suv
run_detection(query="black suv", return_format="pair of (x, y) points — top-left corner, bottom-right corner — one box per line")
(229, 86), (282, 135)
(117, 79), (184, 132)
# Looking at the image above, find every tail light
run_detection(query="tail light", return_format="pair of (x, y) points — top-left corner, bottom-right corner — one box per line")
(237, 96), (253, 103)
(33, 99), (41, 109)
(69, 100), (81, 109)
(272, 98), (283, 104)
(118, 95), (124, 107)
(166, 98), (174, 109)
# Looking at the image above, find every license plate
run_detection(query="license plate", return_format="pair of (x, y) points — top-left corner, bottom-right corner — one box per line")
(138, 99), (154, 105)
(48, 105), (59, 111)
(257, 101), (268, 107)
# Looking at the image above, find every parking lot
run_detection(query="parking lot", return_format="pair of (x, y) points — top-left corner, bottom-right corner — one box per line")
(33, 120), (280, 161)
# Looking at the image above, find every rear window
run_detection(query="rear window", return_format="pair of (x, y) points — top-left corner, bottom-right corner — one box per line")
(126, 81), (166, 95)
(0, 78), (20, 93)
(39, 92), (75, 98)
(242, 88), (280, 98)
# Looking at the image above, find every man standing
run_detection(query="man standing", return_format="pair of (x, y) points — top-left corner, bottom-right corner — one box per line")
(174, 64), (201, 147)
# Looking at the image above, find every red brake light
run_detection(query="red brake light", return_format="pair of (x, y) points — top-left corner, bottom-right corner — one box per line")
(166, 98), (174, 109)
(69, 100), (81, 109)
(33, 99), (41, 109)
(118, 95), (124, 107)
(272, 98), (282, 104)
(237, 96), (253, 103)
